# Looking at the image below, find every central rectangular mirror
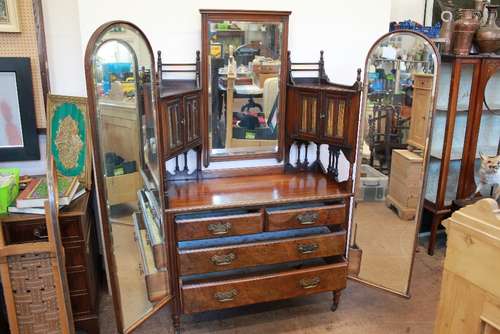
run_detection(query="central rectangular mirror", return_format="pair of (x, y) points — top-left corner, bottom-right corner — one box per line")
(201, 10), (290, 164)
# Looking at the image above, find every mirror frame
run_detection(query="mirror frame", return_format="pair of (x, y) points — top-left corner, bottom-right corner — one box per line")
(84, 20), (170, 333)
(200, 9), (291, 166)
(349, 30), (441, 297)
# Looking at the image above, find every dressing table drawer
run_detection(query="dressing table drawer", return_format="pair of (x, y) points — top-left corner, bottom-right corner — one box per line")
(176, 211), (263, 241)
(181, 261), (347, 314)
(266, 204), (346, 231)
(178, 231), (346, 275)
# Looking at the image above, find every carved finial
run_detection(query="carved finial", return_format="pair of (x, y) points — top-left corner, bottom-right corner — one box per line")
(320, 50), (324, 62)
(287, 50), (291, 61)
(196, 50), (200, 61)
(357, 68), (362, 82)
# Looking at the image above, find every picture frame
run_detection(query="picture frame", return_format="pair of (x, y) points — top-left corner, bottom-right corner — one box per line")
(47, 94), (92, 189)
(0, 0), (20, 33)
(0, 57), (40, 161)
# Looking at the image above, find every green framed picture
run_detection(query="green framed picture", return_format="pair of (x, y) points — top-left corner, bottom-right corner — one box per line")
(47, 94), (92, 189)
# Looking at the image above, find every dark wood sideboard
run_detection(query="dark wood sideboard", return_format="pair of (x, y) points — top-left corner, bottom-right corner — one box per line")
(0, 192), (100, 334)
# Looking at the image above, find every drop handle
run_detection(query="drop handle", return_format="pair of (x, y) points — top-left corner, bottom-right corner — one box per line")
(207, 222), (232, 235)
(214, 289), (238, 302)
(300, 277), (321, 289)
(297, 243), (319, 255)
(320, 113), (326, 119)
(33, 227), (48, 239)
(296, 211), (319, 225)
(211, 253), (236, 266)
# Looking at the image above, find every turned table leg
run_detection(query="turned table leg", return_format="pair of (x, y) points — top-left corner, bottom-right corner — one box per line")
(331, 290), (341, 312)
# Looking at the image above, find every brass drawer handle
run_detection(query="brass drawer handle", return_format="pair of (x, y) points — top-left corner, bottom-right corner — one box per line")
(297, 243), (319, 255)
(296, 211), (319, 225)
(300, 277), (321, 289)
(33, 227), (48, 239)
(214, 289), (238, 302)
(207, 222), (232, 235)
(211, 253), (236, 266)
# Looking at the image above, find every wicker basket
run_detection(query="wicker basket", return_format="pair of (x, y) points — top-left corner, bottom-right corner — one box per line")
(6, 252), (62, 334)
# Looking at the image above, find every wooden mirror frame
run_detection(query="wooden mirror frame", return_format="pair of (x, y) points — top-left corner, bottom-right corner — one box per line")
(348, 30), (441, 297)
(84, 21), (170, 333)
(200, 9), (291, 166)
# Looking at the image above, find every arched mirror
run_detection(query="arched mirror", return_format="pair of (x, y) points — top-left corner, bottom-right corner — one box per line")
(349, 31), (439, 296)
(85, 21), (170, 333)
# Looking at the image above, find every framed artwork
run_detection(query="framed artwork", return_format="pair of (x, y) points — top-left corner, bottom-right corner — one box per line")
(47, 94), (92, 189)
(0, 0), (20, 32)
(0, 57), (39, 161)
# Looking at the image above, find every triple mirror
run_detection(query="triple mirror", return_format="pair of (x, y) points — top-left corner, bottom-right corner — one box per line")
(349, 31), (439, 296)
(85, 22), (170, 333)
(201, 10), (289, 163)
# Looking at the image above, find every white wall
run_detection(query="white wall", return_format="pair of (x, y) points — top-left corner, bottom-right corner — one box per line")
(1, 0), (392, 174)
(391, 0), (434, 25)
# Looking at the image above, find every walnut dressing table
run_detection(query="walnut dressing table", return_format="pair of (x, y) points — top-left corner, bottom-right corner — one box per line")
(84, 16), (361, 334)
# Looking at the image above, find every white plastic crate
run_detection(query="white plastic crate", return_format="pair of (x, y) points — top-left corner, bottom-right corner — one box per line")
(356, 164), (389, 202)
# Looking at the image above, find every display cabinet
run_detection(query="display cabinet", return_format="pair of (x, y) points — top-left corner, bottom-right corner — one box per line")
(424, 54), (500, 255)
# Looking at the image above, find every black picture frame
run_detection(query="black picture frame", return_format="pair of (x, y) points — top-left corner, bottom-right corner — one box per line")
(0, 57), (40, 161)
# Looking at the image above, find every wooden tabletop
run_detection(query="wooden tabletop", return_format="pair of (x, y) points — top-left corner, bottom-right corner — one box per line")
(166, 172), (351, 212)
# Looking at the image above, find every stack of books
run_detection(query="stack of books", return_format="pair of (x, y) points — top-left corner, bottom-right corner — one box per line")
(8, 176), (86, 215)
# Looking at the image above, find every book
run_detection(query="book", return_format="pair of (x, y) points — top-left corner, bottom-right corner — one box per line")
(9, 188), (87, 215)
(16, 176), (80, 208)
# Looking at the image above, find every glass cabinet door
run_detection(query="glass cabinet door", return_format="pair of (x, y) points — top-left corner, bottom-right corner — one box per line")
(473, 68), (500, 197)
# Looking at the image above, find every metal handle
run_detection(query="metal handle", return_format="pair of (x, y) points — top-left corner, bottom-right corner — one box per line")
(300, 277), (321, 289)
(208, 222), (232, 235)
(214, 289), (238, 302)
(320, 113), (326, 119)
(297, 243), (319, 255)
(296, 211), (319, 225)
(33, 227), (48, 239)
(211, 253), (236, 266)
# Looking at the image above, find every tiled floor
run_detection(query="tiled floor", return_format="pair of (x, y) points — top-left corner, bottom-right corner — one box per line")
(99, 245), (444, 334)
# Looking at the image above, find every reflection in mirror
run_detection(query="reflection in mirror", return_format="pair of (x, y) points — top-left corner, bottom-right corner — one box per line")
(350, 32), (438, 295)
(86, 23), (168, 332)
(474, 70), (500, 198)
(208, 20), (283, 158)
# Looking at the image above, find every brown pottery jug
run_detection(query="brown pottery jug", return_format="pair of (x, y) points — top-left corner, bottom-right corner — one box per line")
(475, 5), (500, 53)
(453, 9), (481, 55)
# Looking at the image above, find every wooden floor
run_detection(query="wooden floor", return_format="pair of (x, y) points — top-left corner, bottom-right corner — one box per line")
(98, 245), (444, 334)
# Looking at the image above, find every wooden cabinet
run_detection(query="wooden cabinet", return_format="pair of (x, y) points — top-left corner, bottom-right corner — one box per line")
(290, 86), (357, 148)
(435, 199), (500, 334)
(424, 54), (500, 255)
(184, 94), (201, 147)
(0, 193), (99, 334)
(407, 74), (433, 150)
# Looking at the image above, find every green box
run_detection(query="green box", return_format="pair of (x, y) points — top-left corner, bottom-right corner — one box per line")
(0, 168), (20, 214)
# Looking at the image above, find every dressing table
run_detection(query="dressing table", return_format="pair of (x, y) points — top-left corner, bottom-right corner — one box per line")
(84, 13), (361, 334)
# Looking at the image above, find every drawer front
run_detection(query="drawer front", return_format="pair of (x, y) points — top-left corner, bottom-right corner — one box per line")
(181, 262), (347, 314)
(2, 217), (83, 244)
(413, 76), (433, 90)
(178, 232), (346, 275)
(266, 204), (346, 231)
(176, 212), (263, 241)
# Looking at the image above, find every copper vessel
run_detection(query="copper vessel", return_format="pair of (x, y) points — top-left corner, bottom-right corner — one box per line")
(440, 11), (454, 53)
(476, 5), (500, 53)
(453, 9), (481, 56)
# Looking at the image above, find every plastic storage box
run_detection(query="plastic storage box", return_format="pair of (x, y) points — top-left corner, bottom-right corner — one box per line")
(356, 164), (388, 202)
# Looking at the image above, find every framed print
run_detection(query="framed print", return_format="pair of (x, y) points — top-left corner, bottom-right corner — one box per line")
(0, 57), (39, 161)
(0, 0), (20, 32)
(47, 94), (92, 189)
